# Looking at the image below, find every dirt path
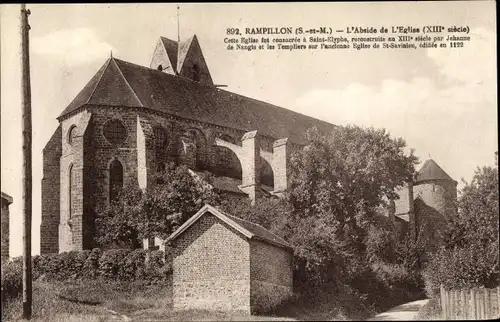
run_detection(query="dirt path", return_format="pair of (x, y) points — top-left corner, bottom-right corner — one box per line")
(368, 299), (430, 321)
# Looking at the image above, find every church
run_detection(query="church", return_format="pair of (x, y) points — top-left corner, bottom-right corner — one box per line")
(40, 34), (456, 254)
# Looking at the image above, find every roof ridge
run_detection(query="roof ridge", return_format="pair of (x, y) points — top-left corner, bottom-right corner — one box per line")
(85, 58), (112, 106)
(113, 57), (215, 89)
(112, 58), (145, 107)
(109, 58), (331, 126)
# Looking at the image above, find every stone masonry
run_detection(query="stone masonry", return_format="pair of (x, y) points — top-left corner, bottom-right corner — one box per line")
(171, 214), (251, 313)
(168, 205), (293, 314)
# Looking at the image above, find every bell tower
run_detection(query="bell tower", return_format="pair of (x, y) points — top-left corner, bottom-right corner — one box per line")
(150, 35), (214, 86)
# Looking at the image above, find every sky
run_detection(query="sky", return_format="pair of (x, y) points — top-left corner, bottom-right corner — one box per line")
(1, 2), (497, 258)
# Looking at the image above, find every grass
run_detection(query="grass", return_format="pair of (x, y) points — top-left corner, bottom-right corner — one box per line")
(1, 280), (299, 321)
(2, 278), (412, 321)
(1, 279), (170, 322)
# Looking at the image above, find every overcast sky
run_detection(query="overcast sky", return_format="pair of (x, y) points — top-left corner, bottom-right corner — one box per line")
(1, 2), (497, 257)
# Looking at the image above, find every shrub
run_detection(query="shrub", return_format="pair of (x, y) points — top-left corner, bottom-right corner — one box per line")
(372, 261), (423, 293)
(121, 249), (147, 280)
(98, 249), (130, 279)
(423, 241), (499, 298)
(365, 225), (396, 264)
(145, 250), (170, 284)
(82, 248), (102, 278)
(1, 259), (23, 305)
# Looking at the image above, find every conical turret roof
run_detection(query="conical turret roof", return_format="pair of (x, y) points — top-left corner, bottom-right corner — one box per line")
(415, 159), (456, 183)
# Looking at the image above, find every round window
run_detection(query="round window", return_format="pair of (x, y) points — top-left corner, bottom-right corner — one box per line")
(103, 119), (127, 145)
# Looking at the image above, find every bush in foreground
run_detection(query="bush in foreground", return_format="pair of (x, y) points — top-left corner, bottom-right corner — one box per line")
(1, 257), (23, 305)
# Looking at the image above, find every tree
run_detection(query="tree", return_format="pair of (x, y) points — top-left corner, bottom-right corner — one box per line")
(95, 163), (221, 248)
(223, 125), (418, 292)
(444, 166), (499, 250)
(284, 126), (417, 285)
(423, 165), (499, 296)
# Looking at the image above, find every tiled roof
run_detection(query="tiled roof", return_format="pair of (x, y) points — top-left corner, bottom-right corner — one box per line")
(58, 57), (335, 145)
(160, 36), (179, 72)
(1, 191), (13, 204)
(167, 204), (293, 250)
(415, 159), (456, 183)
(224, 211), (292, 250)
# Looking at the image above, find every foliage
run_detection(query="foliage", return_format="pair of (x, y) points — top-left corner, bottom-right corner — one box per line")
(95, 163), (221, 248)
(284, 125), (417, 290)
(423, 240), (499, 298)
(82, 248), (102, 278)
(98, 249), (131, 279)
(137, 164), (221, 240)
(220, 195), (291, 233)
(95, 187), (143, 249)
(33, 250), (92, 280)
(365, 224), (397, 264)
(224, 125), (420, 310)
(423, 165), (499, 297)
(444, 166), (499, 250)
(1, 257), (23, 305)
(144, 250), (172, 284)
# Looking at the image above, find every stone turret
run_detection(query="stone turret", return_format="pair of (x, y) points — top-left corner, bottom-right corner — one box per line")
(413, 158), (458, 221)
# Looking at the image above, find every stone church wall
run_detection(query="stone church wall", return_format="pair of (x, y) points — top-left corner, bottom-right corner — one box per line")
(40, 125), (62, 254)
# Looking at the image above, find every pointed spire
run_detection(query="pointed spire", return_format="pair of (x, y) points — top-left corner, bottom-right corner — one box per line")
(110, 49), (113, 58)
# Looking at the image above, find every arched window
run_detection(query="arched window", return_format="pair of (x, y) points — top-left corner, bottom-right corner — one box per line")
(109, 159), (123, 203)
(67, 125), (77, 145)
(157, 65), (163, 72)
(68, 164), (75, 219)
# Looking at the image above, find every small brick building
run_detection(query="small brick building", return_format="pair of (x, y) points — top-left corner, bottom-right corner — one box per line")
(167, 204), (293, 314)
(1, 191), (13, 261)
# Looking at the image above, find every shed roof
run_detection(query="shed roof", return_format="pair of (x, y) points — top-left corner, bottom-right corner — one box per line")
(1, 191), (13, 204)
(57, 57), (335, 145)
(167, 204), (293, 251)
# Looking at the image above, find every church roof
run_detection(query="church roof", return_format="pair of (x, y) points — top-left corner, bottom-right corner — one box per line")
(415, 159), (456, 183)
(167, 204), (293, 251)
(160, 36), (179, 72)
(159, 36), (196, 74)
(58, 57), (335, 145)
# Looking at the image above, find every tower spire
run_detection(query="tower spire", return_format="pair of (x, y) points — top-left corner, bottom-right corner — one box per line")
(177, 4), (180, 42)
